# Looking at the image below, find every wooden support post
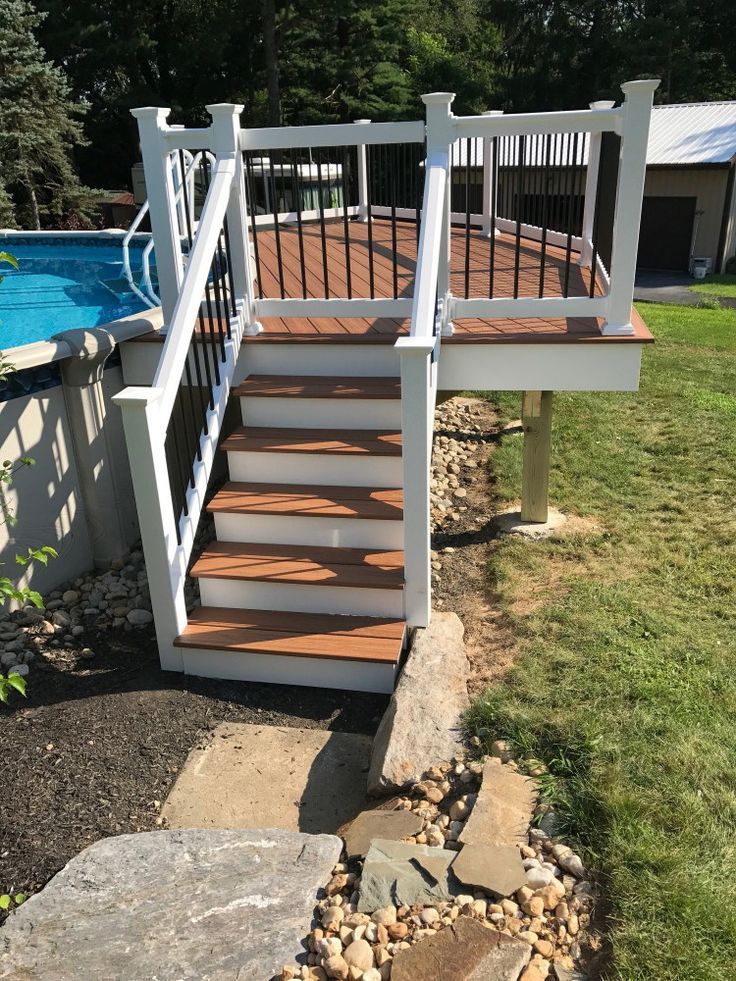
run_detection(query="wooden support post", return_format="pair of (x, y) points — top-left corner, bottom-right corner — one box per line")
(520, 390), (553, 523)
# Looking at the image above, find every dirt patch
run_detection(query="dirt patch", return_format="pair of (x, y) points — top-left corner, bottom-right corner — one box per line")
(0, 631), (386, 906)
(430, 399), (602, 695)
(430, 398), (520, 695)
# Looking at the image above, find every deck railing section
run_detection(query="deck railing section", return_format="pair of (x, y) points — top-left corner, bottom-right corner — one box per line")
(446, 80), (659, 332)
(114, 104), (258, 669)
(239, 119), (425, 319)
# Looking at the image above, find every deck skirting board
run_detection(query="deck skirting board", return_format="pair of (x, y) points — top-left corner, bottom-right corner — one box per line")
(438, 342), (645, 392)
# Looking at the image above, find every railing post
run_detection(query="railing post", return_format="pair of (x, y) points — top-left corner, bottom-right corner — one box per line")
(112, 387), (187, 671)
(354, 119), (371, 222)
(207, 103), (262, 334)
(481, 110), (503, 238)
(131, 107), (184, 323)
(578, 101), (615, 268)
(397, 338), (435, 628)
(603, 79), (659, 335)
(422, 93), (456, 336)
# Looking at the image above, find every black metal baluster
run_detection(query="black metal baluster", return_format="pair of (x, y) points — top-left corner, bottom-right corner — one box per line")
(539, 134), (552, 296)
(178, 151), (213, 420)
(589, 133), (604, 299)
(315, 147), (331, 298)
(289, 147), (308, 299)
(415, 142), (423, 247)
(341, 145), (353, 299)
(243, 153), (263, 301)
(268, 154), (286, 299)
(464, 138), (471, 299)
(366, 145), (375, 298)
(563, 132), (578, 297)
(390, 144), (398, 299)
(489, 135), (498, 298)
(513, 135), (525, 298)
(198, 156), (223, 387)
(221, 216), (237, 326)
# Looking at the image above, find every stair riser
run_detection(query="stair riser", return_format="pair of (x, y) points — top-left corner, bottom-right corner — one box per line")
(180, 647), (397, 693)
(198, 578), (404, 618)
(212, 512), (404, 550)
(226, 451), (403, 488)
(240, 397), (402, 430)
(238, 345), (400, 379)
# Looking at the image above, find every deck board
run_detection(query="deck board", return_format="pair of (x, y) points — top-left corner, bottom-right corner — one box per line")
(135, 217), (652, 345)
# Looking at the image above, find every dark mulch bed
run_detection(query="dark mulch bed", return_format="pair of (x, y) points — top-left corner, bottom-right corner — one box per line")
(0, 630), (386, 905)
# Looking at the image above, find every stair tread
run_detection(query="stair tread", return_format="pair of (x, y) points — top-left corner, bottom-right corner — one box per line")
(208, 482), (403, 520)
(174, 606), (404, 663)
(234, 375), (401, 399)
(190, 541), (405, 589)
(221, 426), (402, 456)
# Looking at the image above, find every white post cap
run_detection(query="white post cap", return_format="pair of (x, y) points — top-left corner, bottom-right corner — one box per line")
(620, 79), (661, 96)
(421, 92), (456, 107)
(131, 107), (171, 122)
(206, 103), (245, 116)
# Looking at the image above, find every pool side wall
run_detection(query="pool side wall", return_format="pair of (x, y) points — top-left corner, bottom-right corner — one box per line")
(0, 308), (164, 599)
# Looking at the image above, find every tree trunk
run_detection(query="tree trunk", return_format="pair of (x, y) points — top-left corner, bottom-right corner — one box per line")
(27, 178), (41, 231)
(260, 0), (281, 126)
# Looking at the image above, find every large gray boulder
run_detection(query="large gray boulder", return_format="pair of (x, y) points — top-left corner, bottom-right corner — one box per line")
(368, 611), (469, 795)
(0, 828), (342, 981)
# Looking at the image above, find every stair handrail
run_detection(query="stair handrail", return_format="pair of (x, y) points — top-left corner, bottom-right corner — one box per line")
(395, 93), (453, 629)
(114, 103), (259, 672)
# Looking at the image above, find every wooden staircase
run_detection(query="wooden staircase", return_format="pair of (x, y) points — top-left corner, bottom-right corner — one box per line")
(172, 342), (408, 693)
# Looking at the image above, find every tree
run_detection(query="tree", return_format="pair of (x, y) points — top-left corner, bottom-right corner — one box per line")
(0, 0), (95, 228)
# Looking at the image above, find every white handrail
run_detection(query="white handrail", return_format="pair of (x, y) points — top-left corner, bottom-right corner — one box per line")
(153, 156), (236, 423)
(395, 102), (450, 628)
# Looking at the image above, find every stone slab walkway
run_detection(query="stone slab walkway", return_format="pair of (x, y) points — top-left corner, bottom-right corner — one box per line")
(162, 722), (372, 834)
(0, 828), (342, 981)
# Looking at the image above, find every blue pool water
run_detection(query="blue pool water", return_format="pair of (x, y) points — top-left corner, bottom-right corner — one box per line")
(0, 235), (154, 351)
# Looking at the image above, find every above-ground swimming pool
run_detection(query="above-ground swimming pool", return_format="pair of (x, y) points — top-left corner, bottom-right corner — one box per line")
(0, 233), (155, 351)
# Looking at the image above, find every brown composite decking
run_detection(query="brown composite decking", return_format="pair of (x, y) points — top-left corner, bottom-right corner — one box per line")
(136, 216), (652, 345)
(247, 218), (652, 344)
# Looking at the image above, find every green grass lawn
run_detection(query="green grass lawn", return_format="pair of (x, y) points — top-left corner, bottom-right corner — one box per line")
(688, 273), (736, 298)
(467, 304), (736, 980)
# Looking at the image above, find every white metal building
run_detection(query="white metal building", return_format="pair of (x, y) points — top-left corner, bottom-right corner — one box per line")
(452, 101), (736, 272)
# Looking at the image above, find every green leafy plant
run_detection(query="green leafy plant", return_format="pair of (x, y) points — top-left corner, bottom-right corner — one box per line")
(0, 892), (27, 911)
(0, 671), (26, 704)
(0, 251), (18, 284)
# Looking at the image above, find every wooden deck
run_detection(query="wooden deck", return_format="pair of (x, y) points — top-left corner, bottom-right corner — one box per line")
(248, 218), (652, 344)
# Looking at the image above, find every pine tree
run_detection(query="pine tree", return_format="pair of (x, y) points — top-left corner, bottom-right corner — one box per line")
(0, 0), (93, 228)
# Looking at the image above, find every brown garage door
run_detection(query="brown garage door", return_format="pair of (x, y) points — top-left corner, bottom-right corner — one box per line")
(637, 196), (696, 271)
